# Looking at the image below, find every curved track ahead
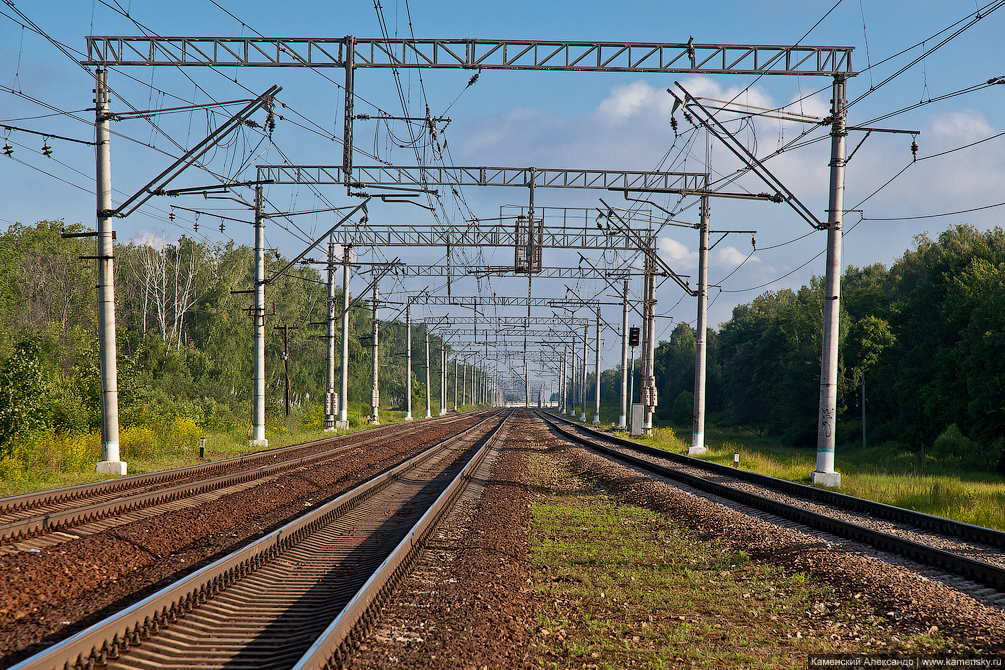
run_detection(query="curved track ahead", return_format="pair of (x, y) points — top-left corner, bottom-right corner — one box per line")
(539, 411), (1005, 596)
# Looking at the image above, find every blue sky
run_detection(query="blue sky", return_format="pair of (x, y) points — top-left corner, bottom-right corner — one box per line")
(2, 1), (1004, 388)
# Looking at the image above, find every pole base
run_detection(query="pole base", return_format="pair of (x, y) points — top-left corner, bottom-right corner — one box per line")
(249, 438), (269, 448)
(810, 470), (841, 488)
(404, 414), (413, 421)
(335, 420), (349, 430)
(96, 460), (128, 476)
(324, 426), (337, 433)
(592, 417), (601, 425)
(688, 446), (707, 456)
(439, 410), (447, 416)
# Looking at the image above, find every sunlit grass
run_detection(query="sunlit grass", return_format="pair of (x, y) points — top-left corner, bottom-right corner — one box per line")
(0, 405), (436, 498)
(623, 424), (1005, 532)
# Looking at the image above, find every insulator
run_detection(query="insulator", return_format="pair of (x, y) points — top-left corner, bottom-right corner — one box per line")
(42, 143), (52, 157)
(219, 221), (224, 233)
(751, 235), (756, 250)
(911, 139), (919, 160)
(168, 209), (175, 222)
(2, 143), (12, 157)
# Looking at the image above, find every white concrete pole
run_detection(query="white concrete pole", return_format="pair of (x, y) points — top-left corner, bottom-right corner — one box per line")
(425, 329), (432, 418)
(405, 304), (412, 421)
(250, 185), (268, 448)
(453, 355), (458, 411)
(440, 343), (447, 415)
(690, 195), (710, 456)
(94, 69), (125, 475)
(642, 255), (657, 435)
(569, 339), (577, 416)
(462, 359), (468, 407)
(324, 240), (337, 432)
(370, 283), (380, 424)
(337, 246), (350, 429)
(593, 308), (602, 425)
(619, 279), (629, 429)
(561, 345), (567, 413)
(580, 324), (588, 422)
(813, 75), (848, 489)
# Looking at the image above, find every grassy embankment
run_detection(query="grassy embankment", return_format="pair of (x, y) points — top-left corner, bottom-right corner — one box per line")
(527, 453), (955, 668)
(558, 406), (1005, 532)
(0, 402), (481, 498)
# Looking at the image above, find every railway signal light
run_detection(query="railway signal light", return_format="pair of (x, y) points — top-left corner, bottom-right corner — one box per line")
(628, 326), (640, 347)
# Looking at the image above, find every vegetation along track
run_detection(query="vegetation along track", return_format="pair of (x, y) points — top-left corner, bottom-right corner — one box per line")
(539, 411), (1005, 600)
(10, 409), (510, 670)
(0, 413), (480, 552)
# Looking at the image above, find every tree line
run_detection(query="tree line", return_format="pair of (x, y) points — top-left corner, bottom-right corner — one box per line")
(3, 220), (1003, 473)
(650, 224), (1005, 473)
(0, 221), (453, 462)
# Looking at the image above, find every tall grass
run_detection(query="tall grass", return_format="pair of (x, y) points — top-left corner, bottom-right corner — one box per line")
(0, 403), (409, 498)
(633, 426), (1005, 532)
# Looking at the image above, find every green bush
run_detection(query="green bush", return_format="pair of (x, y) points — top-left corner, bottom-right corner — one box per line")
(929, 424), (992, 471)
(671, 390), (693, 427)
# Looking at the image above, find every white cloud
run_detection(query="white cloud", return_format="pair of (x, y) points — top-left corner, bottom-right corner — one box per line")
(131, 230), (169, 250)
(658, 236), (697, 270)
(597, 80), (672, 124)
(930, 110), (993, 141)
(713, 245), (759, 268)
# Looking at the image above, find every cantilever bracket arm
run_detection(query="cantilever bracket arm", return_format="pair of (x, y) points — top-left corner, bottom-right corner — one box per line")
(112, 85), (282, 218)
(669, 81), (825, 230)
(333, 257), (400, 323)
(598, 197), (695, 297)
(264, 197), (370, 286)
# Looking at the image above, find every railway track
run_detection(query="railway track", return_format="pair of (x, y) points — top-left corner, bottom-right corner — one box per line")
(0, 413), (479, 553)
(11, 409), (511, 670)
(539, 411), (1005, 599)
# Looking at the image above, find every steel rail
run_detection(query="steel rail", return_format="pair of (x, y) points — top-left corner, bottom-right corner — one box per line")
(293, 409), (509, 670)
(10, 410), (508, 670)
(0, 413), (473, 545)
(539, 411), (1005, 591)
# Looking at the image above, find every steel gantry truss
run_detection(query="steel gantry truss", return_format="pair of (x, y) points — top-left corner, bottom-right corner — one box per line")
(327, 204), (661, 251)
(85, 37), (854, 75)
(84, 33), (855, 486)
(366, 264), (640, 281)
(260, 164), (706, 194)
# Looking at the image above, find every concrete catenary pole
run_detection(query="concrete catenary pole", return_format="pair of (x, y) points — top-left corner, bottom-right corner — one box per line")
(324, 239), (337, 432)
(94, 68), (126, 475)
(690, 195), (710, 455)
(462, 358), (468, 407)
(642, 254), (658, 436)
(440, 342), (447, 415)
(593, 307), (602, 425)
(370, 283), (380, 424)
(619, 278), (629, 430)
(337, 246), (350, 429)
(425, 329), (432, 418)
(453, 355), (458, 411)
(812, 75), (848, 489)
(569, 337), (577, 416)
(580, 324), (588, 422)
(561, 344), (567, 413)
(250, 185), (268, 448)
(405, 303), (412, 421)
